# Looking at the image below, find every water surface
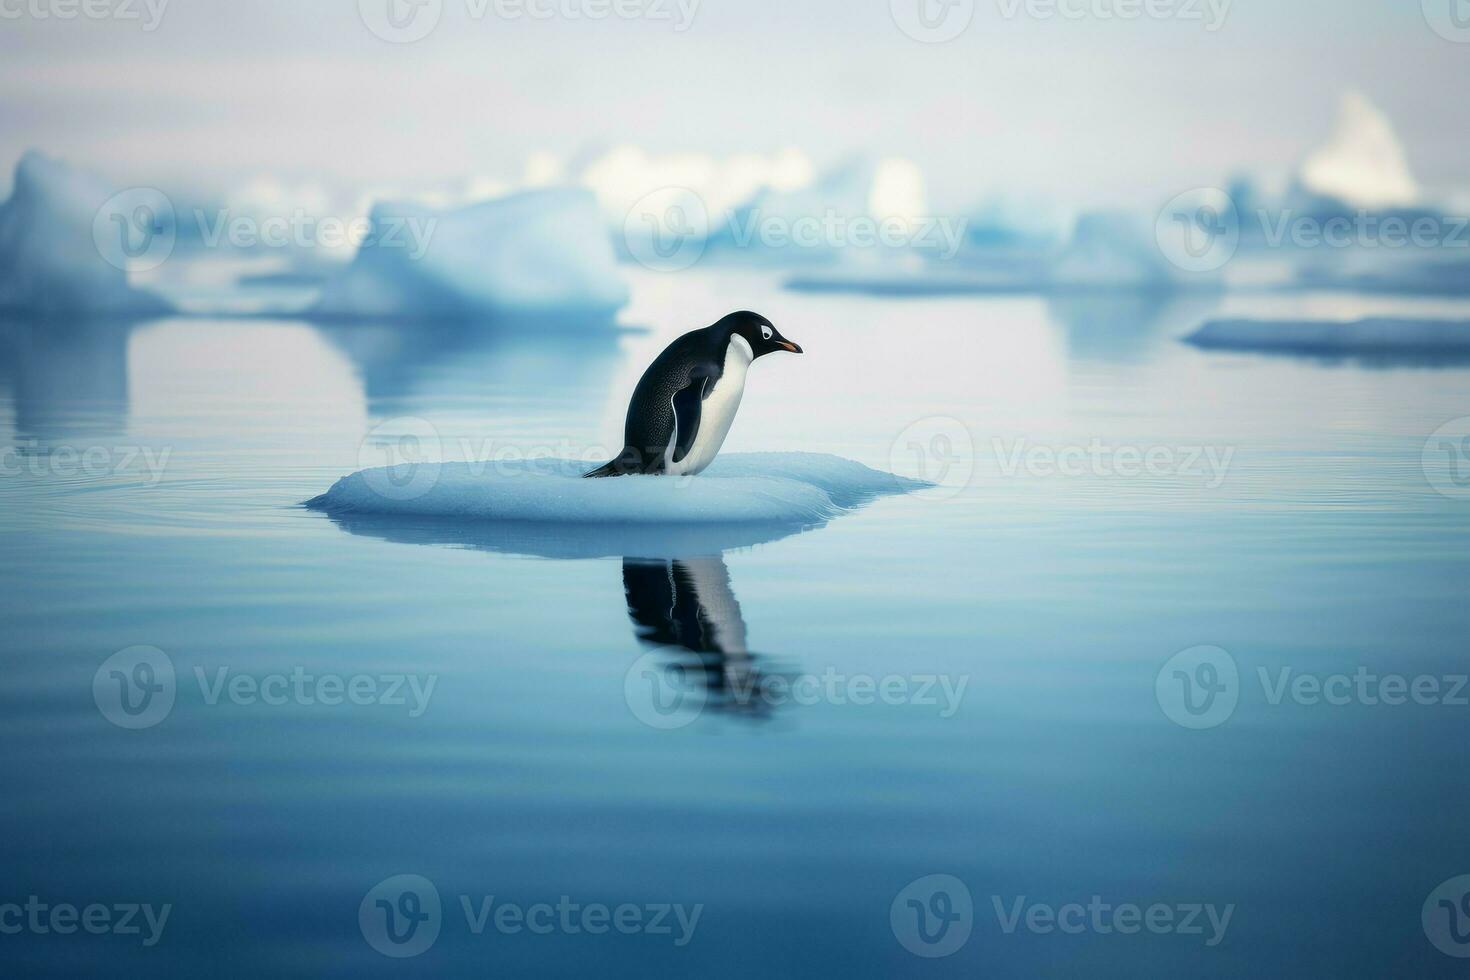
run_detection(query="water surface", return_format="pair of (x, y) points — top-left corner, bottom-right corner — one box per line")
(2, 271), (1467, 977)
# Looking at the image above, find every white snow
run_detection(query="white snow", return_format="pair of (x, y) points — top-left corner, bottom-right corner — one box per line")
(312, 188), (627, 319)
(1297, 92), (1419, 210)
(307, 452), (924, 526)
(0, 151), (171, 316)
(1186, 317), (1470, 354)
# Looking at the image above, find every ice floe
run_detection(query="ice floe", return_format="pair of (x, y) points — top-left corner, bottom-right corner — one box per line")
(307, 452), (924, 558)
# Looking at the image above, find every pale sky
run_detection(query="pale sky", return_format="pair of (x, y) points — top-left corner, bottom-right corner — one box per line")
(0, 0), (1466, 212)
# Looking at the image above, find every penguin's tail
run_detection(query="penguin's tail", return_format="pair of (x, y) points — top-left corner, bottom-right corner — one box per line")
(583, 460), (625, 479)
(583, 448), (649, 479)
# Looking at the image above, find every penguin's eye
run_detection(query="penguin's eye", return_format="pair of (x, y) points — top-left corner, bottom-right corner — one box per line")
(760, 325), (773, 341)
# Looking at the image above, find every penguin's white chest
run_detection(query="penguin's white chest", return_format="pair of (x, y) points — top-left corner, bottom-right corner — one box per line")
(665, 336), (752, 476)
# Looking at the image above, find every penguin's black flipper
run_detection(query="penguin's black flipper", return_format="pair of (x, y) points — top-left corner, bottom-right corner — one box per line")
(670, 378), (708, 464)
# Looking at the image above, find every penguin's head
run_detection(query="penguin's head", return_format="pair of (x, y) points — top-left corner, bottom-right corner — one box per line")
(720, 311), (803, 357)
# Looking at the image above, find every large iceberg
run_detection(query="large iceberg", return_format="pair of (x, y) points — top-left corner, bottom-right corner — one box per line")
(307, 453), (923, 558)
(0, 151), (172, 317)
(1185, 317), (1470, 356)
(312, 188), (628, 320)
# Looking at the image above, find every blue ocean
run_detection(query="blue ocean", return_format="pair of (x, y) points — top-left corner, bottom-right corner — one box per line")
(3, 267), (1468, 977)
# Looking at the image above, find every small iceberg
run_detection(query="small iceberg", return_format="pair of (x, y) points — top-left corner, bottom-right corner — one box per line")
(1049, 211), (1177, 290)
(1185, 317), (1470, 357)
(306, 453), (924, 559)
(312, 188), (628, 320)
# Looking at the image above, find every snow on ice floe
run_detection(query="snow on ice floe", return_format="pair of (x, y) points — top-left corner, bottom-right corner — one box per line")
(312, 188), (627, 320)
(0, 151), (172, 317)
(307, 453), (924, 557)
(1185, 317), (1470, 357)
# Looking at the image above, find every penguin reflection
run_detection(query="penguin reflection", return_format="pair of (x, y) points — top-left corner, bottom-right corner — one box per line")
(622, 556), (786, 720)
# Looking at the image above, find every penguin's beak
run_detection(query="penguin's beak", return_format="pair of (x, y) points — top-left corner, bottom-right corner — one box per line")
(777, 340), (803, 354)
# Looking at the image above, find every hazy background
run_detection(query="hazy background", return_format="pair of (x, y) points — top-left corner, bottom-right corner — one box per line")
(2, 0), (1466, 214)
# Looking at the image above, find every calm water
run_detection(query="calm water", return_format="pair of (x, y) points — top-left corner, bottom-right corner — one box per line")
(2, 270), (1468, 978)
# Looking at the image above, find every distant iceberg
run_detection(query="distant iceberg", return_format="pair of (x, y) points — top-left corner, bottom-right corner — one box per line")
(1294, 255), (1470, 296)
(0, 151), (172, 317)
(959, 194), (1069, 252)
(1185, 317), (1470, 356)
(312, 188), (627, 320)
(706, 156), (936, 264)
(307, 452), (923, 533)
(1292, 92), (1419, 212)
(785, 267), (1042, 297)
(786, 209), (1189, 296)
(1050, 211), (1177, 289)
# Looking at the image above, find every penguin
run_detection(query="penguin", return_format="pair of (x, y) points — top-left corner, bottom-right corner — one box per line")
(623, 556), (749, 655)
(585, 311), (802, 478)
(622, 555), (781, 719)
